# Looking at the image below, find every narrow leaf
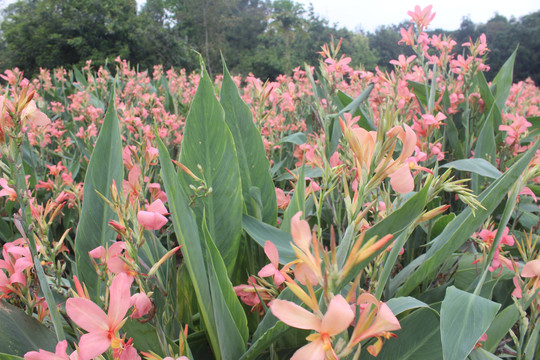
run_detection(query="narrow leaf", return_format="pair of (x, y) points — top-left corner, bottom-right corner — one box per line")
(440, 159), (501, 179)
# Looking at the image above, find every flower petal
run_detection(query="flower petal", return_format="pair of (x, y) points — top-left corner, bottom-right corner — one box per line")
(522, 259), (540, 278)
(108, 272), (133, 325)
(291, 212), (311, 252)
(290, 339), (326, 360)
(389, 164), (414, 194)
(321, 295), (355, 335)
(77, 331), (111, 360)
(270, 299), (321, 331)
(66, 298), (108, 333)
(146, 199), (168, 215)
(137, 211), (168, 230)
(264, 241), (280, 267)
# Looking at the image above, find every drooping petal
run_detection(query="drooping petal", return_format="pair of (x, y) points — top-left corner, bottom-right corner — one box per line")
(258, 264), (277, 278)
(66, 298), (108, 333)
(108, 241), (126, 257)
(291, 212), (311, 252)
(108, 272), (133, 325)
(294, 262), (319, 286)
(264, 241), (280, 267)
(270, 299), (321, 331)
(77, 330), (111, 360)
(137, 211), (168, 230)
(321, 295), (355, 336)
(389, 164), (414, 194)
(290, 339), (326, 360)
(146, 199), (168, 215)
(89, 246), (106, 260)
(522, 259), (540, 278)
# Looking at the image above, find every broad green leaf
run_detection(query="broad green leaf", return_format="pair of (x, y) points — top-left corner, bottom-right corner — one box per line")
(335, 87), (375, 131)
(281, 165), (305, 233)
(386, 297), (432, 316)
(75, 83), (123, 298)
(201, 214), (248, 358)
(376, 230), (409, 299)
(0, 301), (57, 355)
(123, 319), (167, 355)
(275, 166), (321, 181)
(490, 47), (517, 111)
(242, 214), (296, 265)
(407, 80), (429, 108)
(0, 354), (23, 360)
(474, 115), (496, 165)
(524, 318), (540, 360)
(397, 141), (539, 296)
(221, 63), (277, 225)
(157, 135), (246, 360)
(430, 213), (456, 239)
(337, 180), (430, 271)
(279, 132), (308, 146)
(440, 159), (501, 179)
(440, 286), (500, 360)
(468, 348), (503, 360)
(179, 67), (242, 273)
(360, 308), (442, 360)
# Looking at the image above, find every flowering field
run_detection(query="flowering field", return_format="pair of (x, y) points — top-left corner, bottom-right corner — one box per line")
(0, 5), (539, 360)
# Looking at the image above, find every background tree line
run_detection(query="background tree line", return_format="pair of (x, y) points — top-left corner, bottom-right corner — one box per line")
(0, 0), (538, 83)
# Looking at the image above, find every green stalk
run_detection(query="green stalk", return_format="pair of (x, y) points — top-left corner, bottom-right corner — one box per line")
(8, 139), (66, 341)
(473, 178), (522, 296)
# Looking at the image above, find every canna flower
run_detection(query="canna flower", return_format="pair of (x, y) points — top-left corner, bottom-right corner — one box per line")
(66, 273), (133, 360)
(0, 178), (17, 202)
(407, 5), (436, 31)
(270, 294), (354, 360)
(90, 241), (135, 276)
(21, 100), (51, 127)
(521, 259), (540, 290)
(130, 292), (152, 319)
(347, 293), (401, 357)
(258, 241), (285, 286)
(24, 340), (79, 360)
(137, 199), (169, 230)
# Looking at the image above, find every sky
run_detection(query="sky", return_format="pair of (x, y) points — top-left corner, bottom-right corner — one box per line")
(297, 0), (540, 32)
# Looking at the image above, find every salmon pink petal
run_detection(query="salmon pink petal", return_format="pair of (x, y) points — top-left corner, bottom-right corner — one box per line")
(291, 339), (326, 360)
(10, 271), (27, 286)
(294, 262), (319, 286)
(522, 259), (540, 278)
(258, 264), (277, 278)
(146, 199), (168, 215)
(89, 246), (106, 260)
(107, 256), (128, 275)
(512, 277), (522, 298)
(291, 212), (311, 251)
(130, 292), (152, 319)
(273, 271), (285, 286)
(389, 164), (414, 194)
(137, 211), (168, 230)
(108, 241), (126, 257)
(108, 273), (133, 325)
(14, 257), (33, 273)
(270, 299), (321, 331)
(78, 330), (111, 360)
(263, 241), (279, 266)
(66, 298), (108, 332)
(321, 295), (355, 335)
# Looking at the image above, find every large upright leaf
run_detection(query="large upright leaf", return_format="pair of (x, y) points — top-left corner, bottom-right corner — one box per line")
(281, 165), (305, 233)
(397, 141), (540, 296)
(74, 84), (123, 297)
(179, 67), (242, 272)
(440, 287), (500, 360)
(0, 301), (57, 356)
(220, 62), (276, 225)
(490, 48), (517, 111)
(157, 137), (247, 359)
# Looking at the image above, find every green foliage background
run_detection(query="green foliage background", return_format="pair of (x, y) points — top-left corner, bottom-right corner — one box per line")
(0, 0), (538, 82)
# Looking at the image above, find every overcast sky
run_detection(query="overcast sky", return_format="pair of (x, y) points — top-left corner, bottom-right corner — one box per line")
(297, 0), (540, 32)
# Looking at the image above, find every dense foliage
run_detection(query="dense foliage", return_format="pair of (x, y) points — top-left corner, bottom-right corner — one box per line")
(0, 4), (539, 360)
(0, 0), (539, 82)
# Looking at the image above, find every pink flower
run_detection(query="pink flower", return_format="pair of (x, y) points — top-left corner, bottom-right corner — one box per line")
(270, 295), (354, 360)
(130, 292), (152, 319)
(24, 340), (78, 360)
(275, 187), (290, 210)
(66, 273), (133, 360)
(89, 242), (133, 275)
(137, 199), (169, 230)
(407, 5), (436, 31)
(258, 241), (285, 286)
(21, 100), (51, 127)
(0, 178), (17, 202)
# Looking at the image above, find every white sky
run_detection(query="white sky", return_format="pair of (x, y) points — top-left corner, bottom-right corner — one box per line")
(298, 0), (540, 32)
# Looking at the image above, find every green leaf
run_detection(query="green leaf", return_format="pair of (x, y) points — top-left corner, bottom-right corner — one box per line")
(74, 82), (123, 298)
(360, 308), (442, 360)
(220, 63), (277, 225)
(0, 354), (24, 360)
(201, 214), (248, 358)
(440, 286), (500, 360)
(490, 47), (517, 111)
(335, 87), (375, 131)
(275, 166), (321, 181)
(397, 141), (539, 297)
(440, 159), (501, 179)
(157, 135), (247, 360)
(468, 348), (503, 360)
(123, 319), (166, 355)
(279, 132), (308, 146)
(337, 180), (430, 271)
(179, 67), (243, 273)
(386, 297), (432, 316)
(281, 165), (305, 233)
(474, 115), (496, 165)
(0, 301), (57, 356)
(242, 214), (296, 265)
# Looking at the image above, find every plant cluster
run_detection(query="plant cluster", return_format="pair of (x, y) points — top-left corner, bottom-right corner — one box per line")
(0, 5), (539, 360)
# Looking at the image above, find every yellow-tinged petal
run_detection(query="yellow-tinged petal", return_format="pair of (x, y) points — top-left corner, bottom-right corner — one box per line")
(291, 212), (311, 252)
(270, 299), (321, 331)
